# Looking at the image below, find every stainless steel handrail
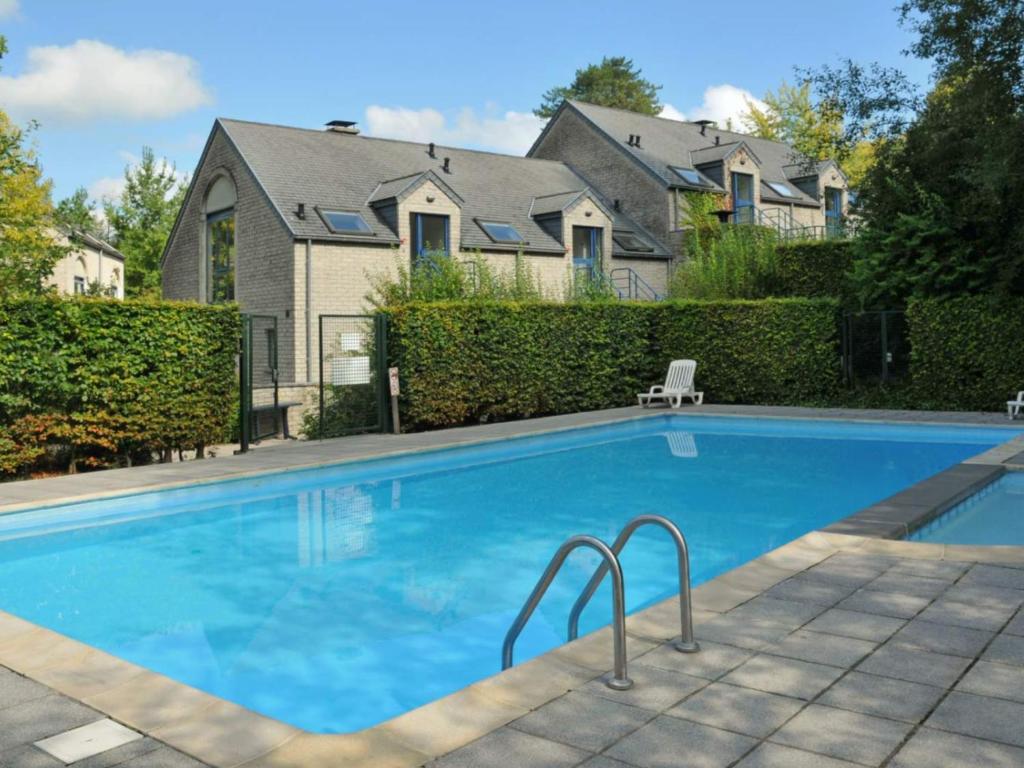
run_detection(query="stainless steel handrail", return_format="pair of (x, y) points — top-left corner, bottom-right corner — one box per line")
(502, 534), (633, 690)
(567, 514), (699, 654)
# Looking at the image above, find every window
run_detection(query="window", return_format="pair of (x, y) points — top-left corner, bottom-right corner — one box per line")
(732, 172), (755, 224)
(612, 231), (654, 253)
(411, 213), (449, 259)
(477, 220), (524, 244)
(73, 276), (86, 294)
(766, 181), (798, 198)
(319, 209), (372, 235)
(671, 167), (709, 187)
(207, 209), (236, 303)
(572, 226), (603, 274)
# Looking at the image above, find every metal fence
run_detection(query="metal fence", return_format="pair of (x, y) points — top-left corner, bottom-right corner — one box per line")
(317, 314), (388, 438)
(239, 314), (281, 451)
(841, 310), (909, 385)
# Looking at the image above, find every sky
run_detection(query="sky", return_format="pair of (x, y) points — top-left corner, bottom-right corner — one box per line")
(0, 0), (932, 207)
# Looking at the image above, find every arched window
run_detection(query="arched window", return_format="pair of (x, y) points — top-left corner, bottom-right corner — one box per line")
(205, 175), (237, 303)
(73, 256), (88, 295)
(109, 267), (122, 298)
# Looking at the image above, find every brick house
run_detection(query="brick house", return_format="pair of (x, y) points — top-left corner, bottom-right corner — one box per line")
(529, 100), (850, 256)
(161, 117), (671, 420)
(46, 229), (125, 298)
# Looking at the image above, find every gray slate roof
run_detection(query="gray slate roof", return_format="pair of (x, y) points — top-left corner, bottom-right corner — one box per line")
(546, 101), (831, 207)
(217, 118), (668, 256)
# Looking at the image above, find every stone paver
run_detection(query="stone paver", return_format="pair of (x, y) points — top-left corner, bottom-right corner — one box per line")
(636, 641), (753, 681)
(925, 691), (1024, 748)
(764, 629), (876, 668)
(867, 573), (954, 599)
(431, 727), (588, 768)
(982, 633), (1024, 667)
(667, 682), (803, 738)
(0, 669), (51, 711)
(856, 642), (971, 688)
(735, 742), (862, 768)
(722, 654), (843, 700)
(1005, 609), (1024, 636)
(889, 727), (1024, 768)
(956, 660), (1024, 703)
(888, 559), (970, 580)
(764, 575), (858, 607)
(836, 589), (931, 619)
(917, 598), (1017, 631)
(510, 691), (653, 752)
(890, 617), (995, 658)
(963, 564), (1024, 591)
(770, 704), (913, 766)
(802, 607), (905, 642)
(604, 715), (758, 768)
(817, 671), (945, 723)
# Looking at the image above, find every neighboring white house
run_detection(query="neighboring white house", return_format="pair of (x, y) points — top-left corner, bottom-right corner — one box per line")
(45, 230), (126, 299)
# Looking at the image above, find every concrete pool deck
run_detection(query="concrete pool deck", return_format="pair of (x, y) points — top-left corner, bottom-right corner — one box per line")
(1, 406), (1023, 767)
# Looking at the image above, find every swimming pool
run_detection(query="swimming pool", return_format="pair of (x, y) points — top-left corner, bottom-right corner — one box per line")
(910, 470), (1024, 545)
(0, 415), (1016, 733)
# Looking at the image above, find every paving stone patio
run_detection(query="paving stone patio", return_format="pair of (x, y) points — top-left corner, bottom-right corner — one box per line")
(429, 551), (1024, 768)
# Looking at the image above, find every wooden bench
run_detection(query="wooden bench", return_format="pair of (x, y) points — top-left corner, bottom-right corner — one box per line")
(251, 401), (302, 440)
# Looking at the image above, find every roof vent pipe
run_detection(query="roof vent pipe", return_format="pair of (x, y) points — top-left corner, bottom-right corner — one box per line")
(715, 135), (721, 146)
(627, 134), (635, 146)
(325, 120), (360, 135)
(442, 157), (451, 173)
(295, 203), (306, 220)
(428, 142), (436, 158)
(695, 119), (714, 136)
(613, 199), (621, 211)
(634, 135), (641, 148)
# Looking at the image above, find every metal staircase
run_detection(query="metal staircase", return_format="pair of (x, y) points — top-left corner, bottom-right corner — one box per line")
(610, 268), (663, 301)
(502, 514), (699, 690)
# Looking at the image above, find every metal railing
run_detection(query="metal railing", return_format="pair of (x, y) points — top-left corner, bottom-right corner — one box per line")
(502, 534), (633, 690)
(610, 267), (662, 301)
(568, 514), (699, 654)
(725, 207), (857, 241)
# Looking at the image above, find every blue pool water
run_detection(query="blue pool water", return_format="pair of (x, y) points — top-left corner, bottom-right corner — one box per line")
(910, 471), (1024, 545)
(0, 415), (1017, 732)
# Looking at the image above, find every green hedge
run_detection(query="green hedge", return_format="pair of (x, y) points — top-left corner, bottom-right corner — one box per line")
(384, 299), (840, 429)
(774, 240), (854, 298)
(0, 297), (240, 476)
(907, 296), (1024, 411)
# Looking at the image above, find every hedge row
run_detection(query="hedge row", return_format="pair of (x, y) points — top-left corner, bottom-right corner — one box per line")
(774, 240), (854, 298)
(0, 297), (240, 476)
(383, 299), (841, 429)
(907, 296), (1024, 411)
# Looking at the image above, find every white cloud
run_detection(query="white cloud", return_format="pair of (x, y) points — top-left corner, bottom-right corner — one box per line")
(365, 104), (545, 155)
(0, 0), (19, 19)
(661, 85), (768, 131)
(0, 40), (212, 124)
(87, 176), (127, 204)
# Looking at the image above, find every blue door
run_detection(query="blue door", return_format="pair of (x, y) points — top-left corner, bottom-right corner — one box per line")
(572, 226), (602, 278)
(825, 188), (843, 236)
(732, 172), (755, 224)
(412, 213), (450, 263)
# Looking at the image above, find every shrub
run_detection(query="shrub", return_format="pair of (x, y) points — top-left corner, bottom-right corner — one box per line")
(0, 296), (240, 477)
(670, 225), (781, 299)
(906, 296), (1024, 411)
(775, 240), (855, 298)
(383, 298), (840, 429)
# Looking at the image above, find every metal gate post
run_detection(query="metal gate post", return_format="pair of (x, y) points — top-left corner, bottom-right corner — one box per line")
(318, 314), (325, 441)
(880, 312), (890, 384)
(237, 315), (252, 454)
(375, 314), (389, 433)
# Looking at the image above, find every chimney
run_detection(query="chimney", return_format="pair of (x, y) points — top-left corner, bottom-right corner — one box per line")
(627, 134), (635, 146)
(442, 157), (451, 173)
(695, 119), (714, 136)
(634, 134), (641, 148)
(325, 120), (360, 135)
(428, 142), (436, 158)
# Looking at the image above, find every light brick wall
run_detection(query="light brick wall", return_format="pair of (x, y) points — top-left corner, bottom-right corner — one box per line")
(45, 241), (124, 298)
(609, 257), (671, 297)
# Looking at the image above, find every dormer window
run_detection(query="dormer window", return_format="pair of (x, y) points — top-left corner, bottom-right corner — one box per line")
(477, 220), (525, 244)
(670, 167), (710, 187)
(612, 231), (654, 253)
(766, 181), (798, 198)
(318, 209), (372, 235)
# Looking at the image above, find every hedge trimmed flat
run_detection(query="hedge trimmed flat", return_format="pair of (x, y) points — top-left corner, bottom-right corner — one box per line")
(638, 359), (704, 408)
(1009, 390), (1024, 420)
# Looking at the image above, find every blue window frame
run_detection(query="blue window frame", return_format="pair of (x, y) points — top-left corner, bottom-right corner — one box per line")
(825, 187), (843, 234)
(572, 226), (603, 277)
(412, 213), (450, 260)
(732, 172), (755, 224)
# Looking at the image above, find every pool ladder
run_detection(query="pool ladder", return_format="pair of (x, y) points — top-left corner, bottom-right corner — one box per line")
(501, 514), (699, 690)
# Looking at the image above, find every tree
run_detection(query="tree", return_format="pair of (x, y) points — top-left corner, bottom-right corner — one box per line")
(103, 147), (186, 298)
(740, 81), (877, 187)
(0, 35), (66, 298)
(55, 187), (103, 238)
(535, 57), (661, 119)
(804, 0), (1024, 306)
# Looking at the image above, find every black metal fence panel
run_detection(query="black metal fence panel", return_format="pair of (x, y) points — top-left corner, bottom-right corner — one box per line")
(842, 310), (909, 385)
(318, 315), (388, 438)
(238, 314), (281, 451)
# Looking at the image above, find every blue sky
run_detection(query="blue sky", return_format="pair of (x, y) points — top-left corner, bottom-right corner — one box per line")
(0, 0), (930, 205)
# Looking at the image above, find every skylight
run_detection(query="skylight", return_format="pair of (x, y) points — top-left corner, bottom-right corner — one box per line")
(477, 220), (524, 244)
(766, 181), (798, 198)
(612, 232), (654, 253)
(670, 167), (709, 187)
(319, 209), (372, 234)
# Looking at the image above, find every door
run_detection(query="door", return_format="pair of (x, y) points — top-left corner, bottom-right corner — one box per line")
(825, 187), (843, 236)
(411, 213), (450, 262)
(732, 172), (755, 224)
(572, 226), (603, 279)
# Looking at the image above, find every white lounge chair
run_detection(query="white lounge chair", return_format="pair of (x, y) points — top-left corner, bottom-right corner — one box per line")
(638, 359), (704, 408)
(1009, 391), (1024, 420)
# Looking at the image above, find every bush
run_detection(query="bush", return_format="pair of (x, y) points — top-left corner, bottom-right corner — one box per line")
(906, 296), (1024, 411)
(383, 298), (840, 429)
(670, 225), (781, 299)
(0, 296), (240, 477)
(775, 240), (855, 298)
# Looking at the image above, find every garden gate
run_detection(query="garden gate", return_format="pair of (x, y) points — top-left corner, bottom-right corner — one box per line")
(238, 313), (282, 452)
(841, 310), (909, 385)
(317, 314), (389, 439)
